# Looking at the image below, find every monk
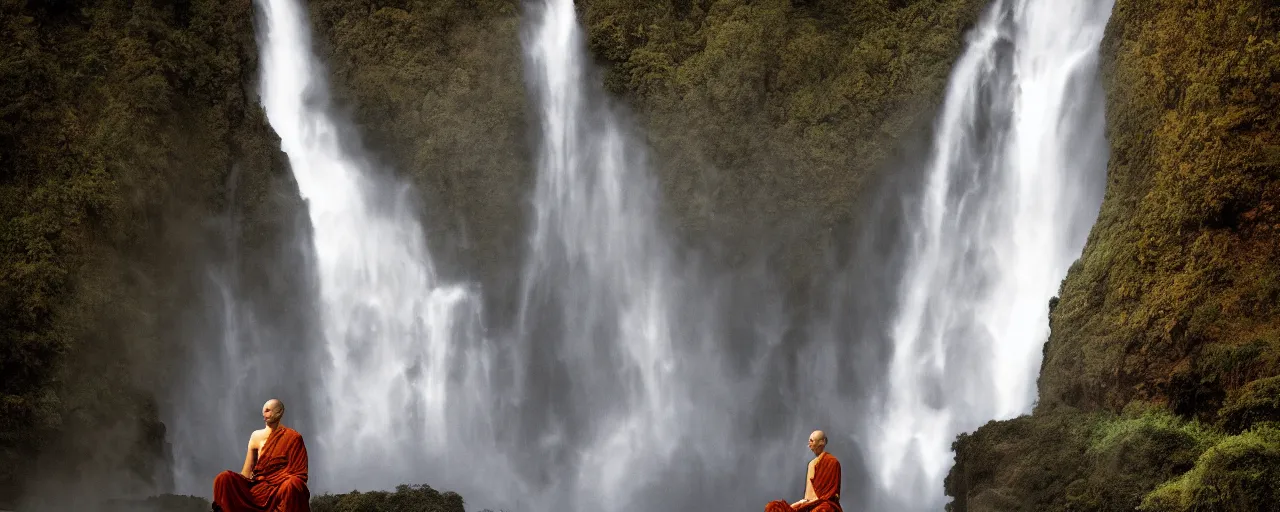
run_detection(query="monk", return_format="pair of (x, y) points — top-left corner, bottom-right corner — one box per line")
(764, 430), (843, 512)
(212, 399), (310, 512)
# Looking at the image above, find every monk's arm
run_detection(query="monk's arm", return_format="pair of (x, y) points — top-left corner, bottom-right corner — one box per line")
(240, 437), (257, 479)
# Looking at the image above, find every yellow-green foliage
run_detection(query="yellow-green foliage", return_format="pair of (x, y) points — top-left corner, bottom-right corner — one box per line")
(948, 406), (1243, 511)
(950, 1), (1279, 509)
(1218, 375), (1280, 434)
(945, 408), (1102, 511)
(1, 0), (291, 503)
(1037, 0), (1280, 418)
(1139, 425), (1280, 512)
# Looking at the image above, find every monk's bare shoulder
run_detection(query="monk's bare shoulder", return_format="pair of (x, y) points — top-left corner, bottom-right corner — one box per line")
(249, 428), (269, 449)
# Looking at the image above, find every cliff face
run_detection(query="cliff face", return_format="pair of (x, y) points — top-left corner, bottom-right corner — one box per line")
(306, 0), (985, 312)
(0, 0), (307, 506)
(946, 1), (1280, 510)
(2, 0), (988, 505)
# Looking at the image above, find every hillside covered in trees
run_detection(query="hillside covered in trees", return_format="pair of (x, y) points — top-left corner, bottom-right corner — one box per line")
(3, 0), (1278, 510)
(1, 0), (312, 507)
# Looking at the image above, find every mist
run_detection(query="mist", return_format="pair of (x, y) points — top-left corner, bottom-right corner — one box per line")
(2, 0), (1112, 510)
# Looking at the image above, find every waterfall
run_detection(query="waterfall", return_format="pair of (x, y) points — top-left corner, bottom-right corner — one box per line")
(254, 0), (492, 495)
(869, 0), (1113, 508)
(508, 0), (693, 507)
(177, 0), (1117, 509)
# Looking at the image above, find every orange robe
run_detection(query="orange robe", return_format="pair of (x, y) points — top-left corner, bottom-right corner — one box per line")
(212, 426), (310, 512)
(764, 452), (843, 512)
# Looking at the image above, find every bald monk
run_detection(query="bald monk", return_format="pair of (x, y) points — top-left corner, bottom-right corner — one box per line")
(212, 399), (310, 512)
(764, 430), (843, 512)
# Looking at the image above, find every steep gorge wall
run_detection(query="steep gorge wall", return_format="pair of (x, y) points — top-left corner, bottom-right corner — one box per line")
(306, 0), (985, 314)
(2, 0), (996, 506)
(945, 1), (1280, 510)
(0, 0), (310, 506)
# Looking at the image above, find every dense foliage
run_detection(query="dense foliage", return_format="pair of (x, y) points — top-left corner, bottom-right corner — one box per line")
(310, 484), (471, 512)
(580, 0), (983, 238)
(6, 0), (1276, 508)
(946, 404), (1280, 511)
(307, 0), (530, 306)
(947, 0), (1280, 509)
(3, 0), (987, 505)
(0, 0), (301, 506)
(1037, 0), (1280, 419)
(306, 0), (984, 306)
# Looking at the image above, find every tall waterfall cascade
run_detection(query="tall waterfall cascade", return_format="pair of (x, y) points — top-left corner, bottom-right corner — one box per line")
(868, 0), (1113, 509)
(169, 0), (1112, 509)
(512, 0), (697, 507)
(255, 0), (492, 494)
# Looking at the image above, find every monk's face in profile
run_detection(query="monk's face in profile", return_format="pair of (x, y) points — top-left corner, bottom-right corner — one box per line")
(808, 430), (827, 456)
(262, 399), (283, 426)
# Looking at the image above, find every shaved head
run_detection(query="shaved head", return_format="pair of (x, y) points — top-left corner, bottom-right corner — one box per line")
(263, 399), (285, 426)
(808, 430), (828, 456)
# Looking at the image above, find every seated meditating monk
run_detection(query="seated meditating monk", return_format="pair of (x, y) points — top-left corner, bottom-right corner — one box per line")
(764, 430), (843, 512)
(212, 399), (310, 512)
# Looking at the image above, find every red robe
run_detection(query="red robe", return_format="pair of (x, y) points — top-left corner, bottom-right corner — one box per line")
(765, 452), (843, 512)
(213, 426), (310, 512)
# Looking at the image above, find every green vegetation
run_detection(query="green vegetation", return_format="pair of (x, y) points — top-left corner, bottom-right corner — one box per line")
(4, 0), (988, 504)
(1036, 0), (1280, 416)
(581, 0), (983, 237)
(2, 0), (988, 504)
(0, 0), (296, 504)
(949, 0), (1280, 509)
(307, 0), (530, 302)
(947, 404), (1280, 511)
(307, 0), (985, 301)
(1140, 425), (1280, 511)
(310, 484), (469, 512)
(5, 0), (1276, 508)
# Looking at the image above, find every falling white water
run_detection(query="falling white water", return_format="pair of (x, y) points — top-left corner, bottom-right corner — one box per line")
(241, 0), (1113, 509)
(255, 0), (490, 493)
(871, 0), (1113, 508)
(512, 0), (690, 507)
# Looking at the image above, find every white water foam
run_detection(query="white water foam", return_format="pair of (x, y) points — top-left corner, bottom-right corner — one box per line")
(870, 0), (1113, 508)
(255, 0), (493, 494)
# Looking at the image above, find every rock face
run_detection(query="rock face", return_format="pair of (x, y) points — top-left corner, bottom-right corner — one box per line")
(0, 0), (307, 507)
(946, 1), (1280, 510)
(306, 0), (986, 313)
(3, 0), (987, 506)
(94, 485), (474, 512)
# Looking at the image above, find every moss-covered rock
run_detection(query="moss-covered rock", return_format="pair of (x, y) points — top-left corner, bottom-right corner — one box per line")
(1218, 376), (1280, 434)
(947, 406), (1230, 512)
(310, 484), (469, 512)
(97, 484), (483, 512)
(1036, 0), (1280, 418)
(945, 408), (1100, 512)
(1140, 426), (1280, 512)
(949, 0), (1280, 509)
